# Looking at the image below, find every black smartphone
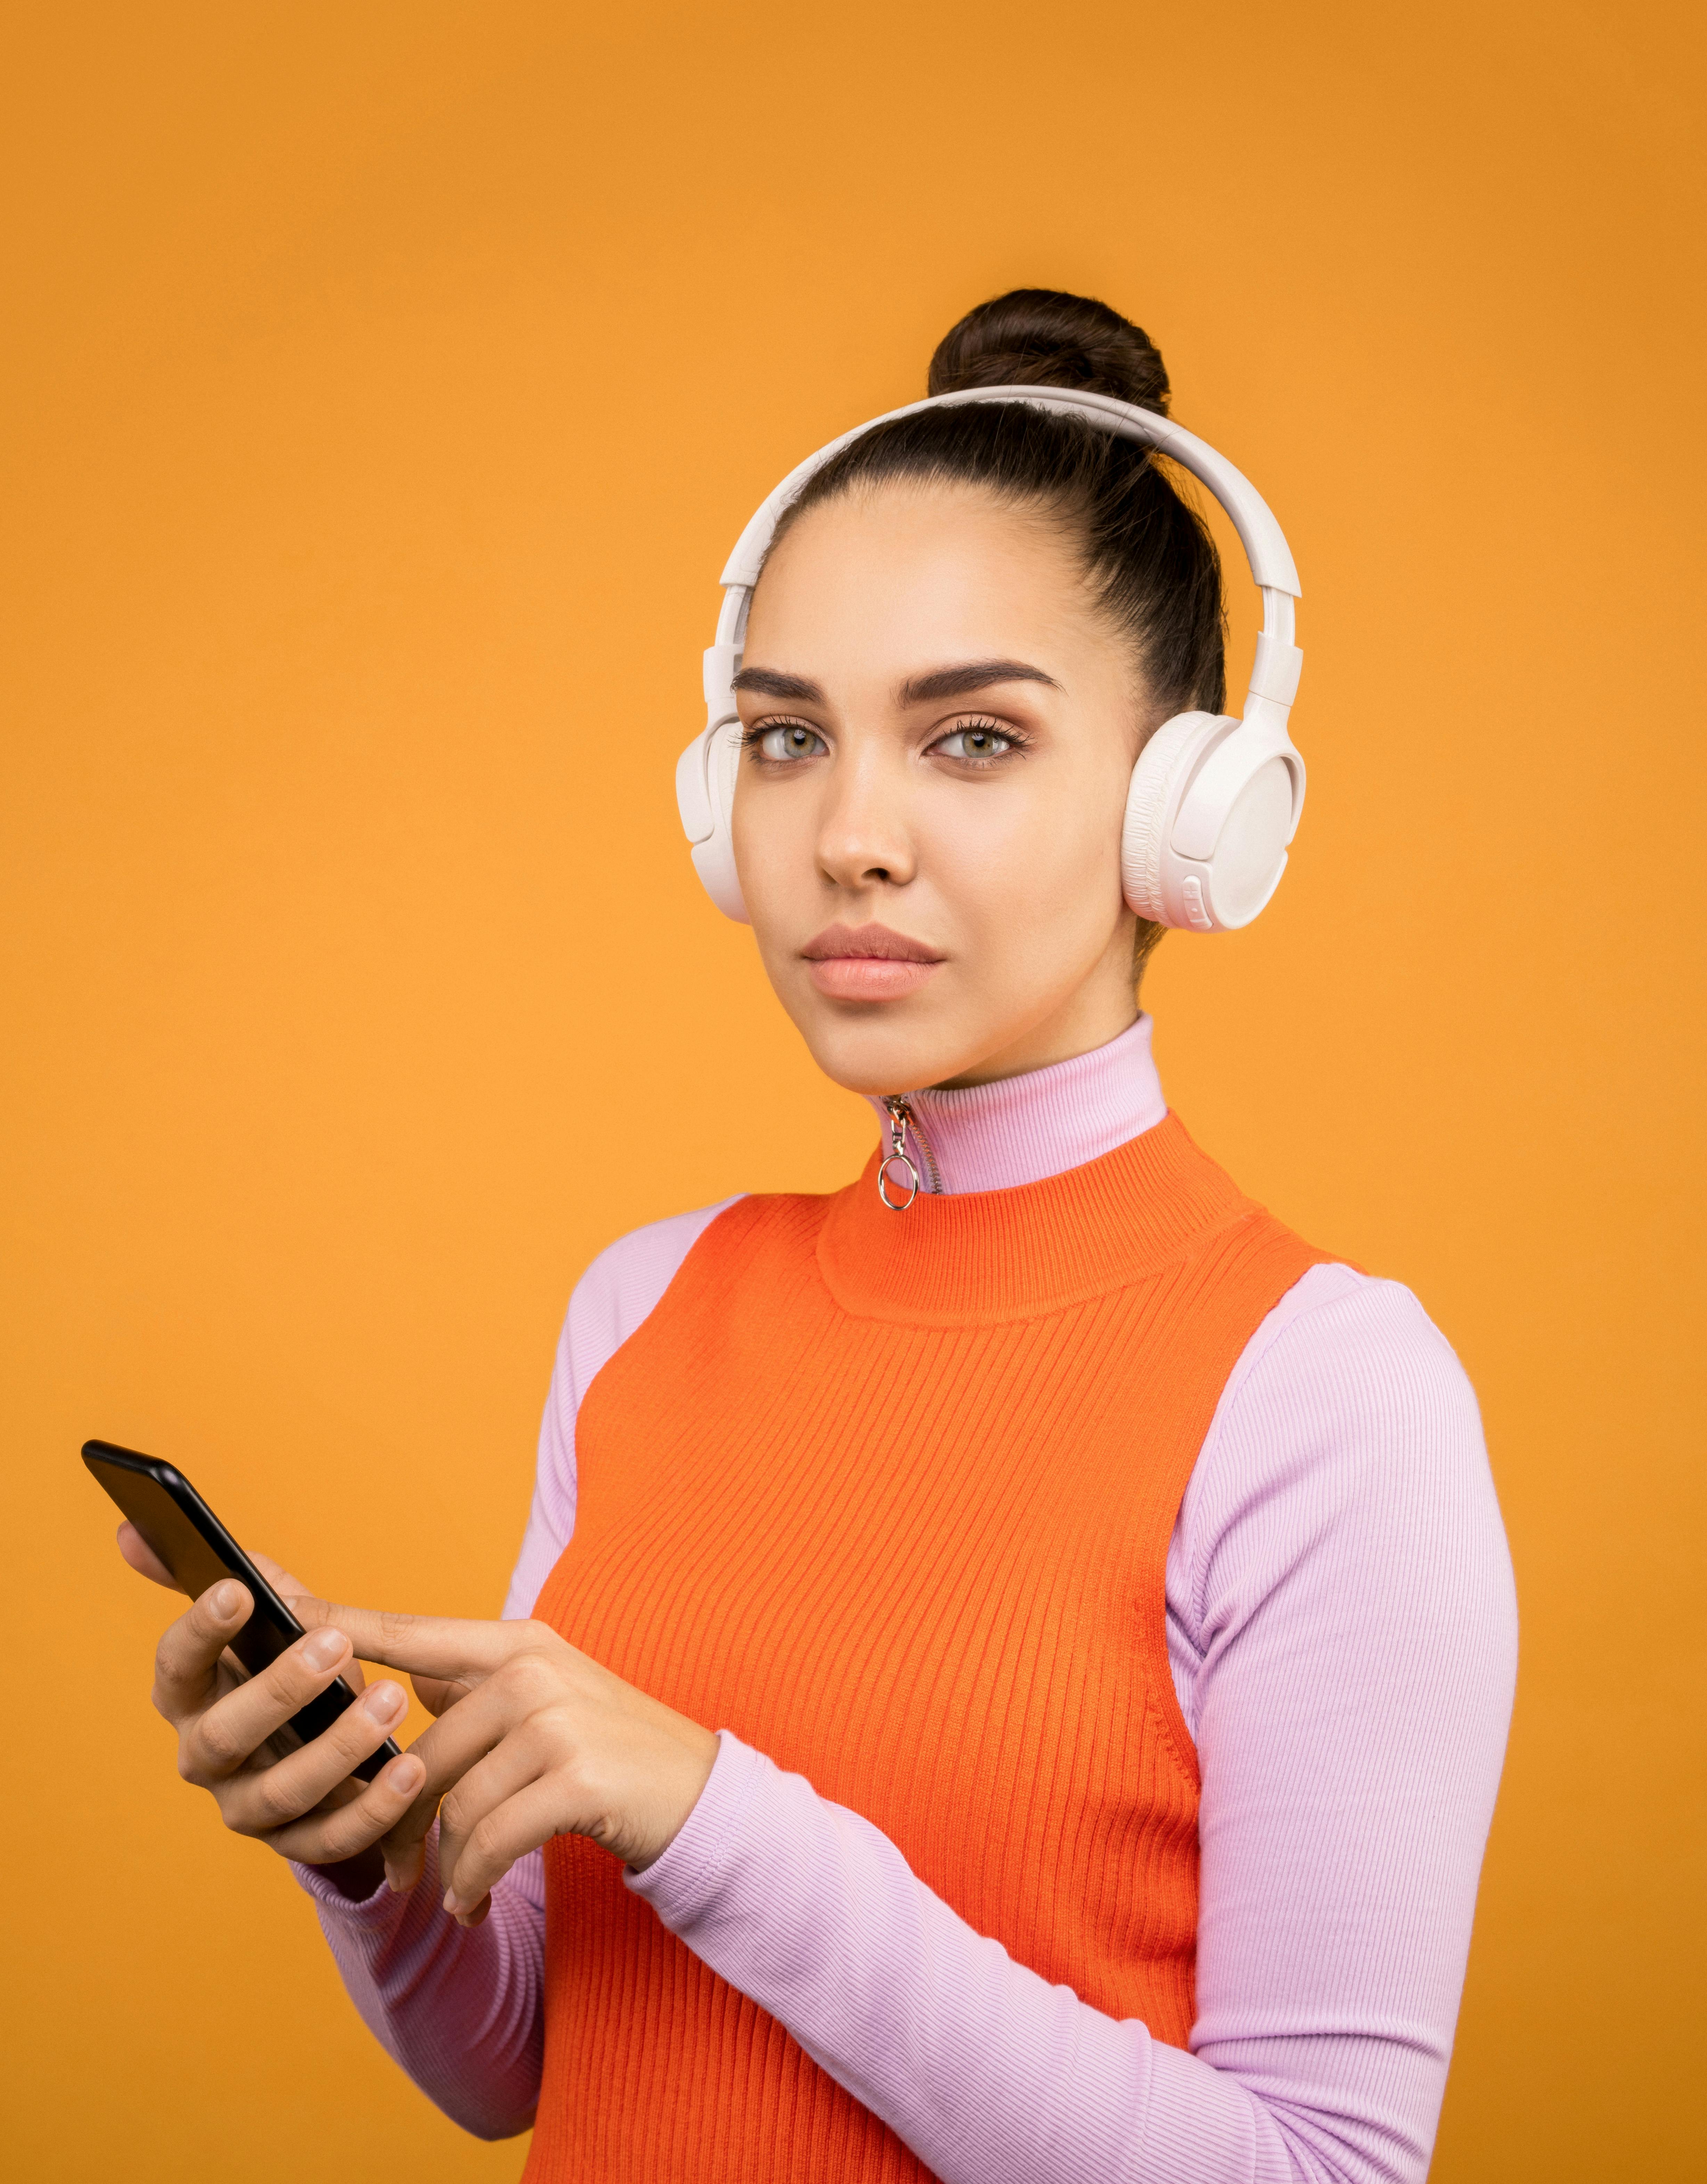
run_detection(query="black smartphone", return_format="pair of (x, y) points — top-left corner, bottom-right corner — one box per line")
(84, 1438), (402, 1785)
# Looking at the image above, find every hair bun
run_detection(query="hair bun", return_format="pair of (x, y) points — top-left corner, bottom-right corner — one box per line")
(927, 288), (1170, 416)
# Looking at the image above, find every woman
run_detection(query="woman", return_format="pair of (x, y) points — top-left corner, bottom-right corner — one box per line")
(123, 289), (1517, 2184)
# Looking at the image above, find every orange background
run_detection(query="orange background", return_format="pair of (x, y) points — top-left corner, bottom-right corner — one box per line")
(3, 4), (1702, 2177)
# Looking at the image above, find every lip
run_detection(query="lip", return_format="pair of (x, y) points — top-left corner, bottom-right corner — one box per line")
(801, 922), (945, 1003)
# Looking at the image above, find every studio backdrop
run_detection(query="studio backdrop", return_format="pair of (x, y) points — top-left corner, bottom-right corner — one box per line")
(3, 3), (1701, 2178)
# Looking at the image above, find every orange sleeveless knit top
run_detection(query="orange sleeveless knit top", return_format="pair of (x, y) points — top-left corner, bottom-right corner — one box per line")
(525, 1114), (1330, 2182)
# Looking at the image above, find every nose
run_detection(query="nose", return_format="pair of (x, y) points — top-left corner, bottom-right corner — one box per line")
(815, 743), (917, 894)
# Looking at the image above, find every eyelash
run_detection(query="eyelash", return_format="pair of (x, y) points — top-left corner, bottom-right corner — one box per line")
(932, 715), (1029, 766)
(742, 715), (1031, 767)
(742, 719), (822, 762)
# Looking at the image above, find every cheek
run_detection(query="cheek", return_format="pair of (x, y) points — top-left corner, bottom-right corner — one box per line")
(930, 773), (1125, 951)
(730, 772), (817, 940)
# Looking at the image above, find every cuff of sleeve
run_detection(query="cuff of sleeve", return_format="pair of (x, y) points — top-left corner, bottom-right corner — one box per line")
(290, 1856), (415, 1930)
(625, 1729), (766, 1929)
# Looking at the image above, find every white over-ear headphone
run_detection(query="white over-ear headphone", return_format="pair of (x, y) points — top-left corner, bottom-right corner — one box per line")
(675, 385), (1305, 931)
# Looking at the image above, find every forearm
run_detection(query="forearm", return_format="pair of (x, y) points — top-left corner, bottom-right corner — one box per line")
(631, 1736), (1300, 2184)
(294, 1830), (545, 2139)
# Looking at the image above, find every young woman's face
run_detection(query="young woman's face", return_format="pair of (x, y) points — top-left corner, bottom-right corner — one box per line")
(732, 482), (1152, 1095)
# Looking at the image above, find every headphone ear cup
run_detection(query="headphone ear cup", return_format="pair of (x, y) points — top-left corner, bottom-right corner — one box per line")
(1121, 711), (1228, 925)
(676, 721), (749, 923)
(1122, 710), (1300, 932)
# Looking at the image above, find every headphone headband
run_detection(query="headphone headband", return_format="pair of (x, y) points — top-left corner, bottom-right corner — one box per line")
(719, 386), (1300, 595)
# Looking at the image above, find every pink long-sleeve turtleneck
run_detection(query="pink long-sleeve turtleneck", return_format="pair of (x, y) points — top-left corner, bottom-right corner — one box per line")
(296, 1016), (1517, 2181)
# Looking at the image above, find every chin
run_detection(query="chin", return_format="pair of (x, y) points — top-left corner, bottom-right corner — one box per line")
(794, 1006), (983, 1099)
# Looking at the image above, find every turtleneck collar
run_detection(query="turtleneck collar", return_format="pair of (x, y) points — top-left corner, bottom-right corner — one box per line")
(863, 1013), (1167, 1195)
(817, 1112), (1258, 1325)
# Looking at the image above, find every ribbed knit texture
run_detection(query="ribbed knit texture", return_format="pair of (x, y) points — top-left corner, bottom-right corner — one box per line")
(524, 1115), (1330, 2182)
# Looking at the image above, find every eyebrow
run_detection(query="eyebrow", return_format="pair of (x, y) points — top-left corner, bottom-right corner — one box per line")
(732, 659), (1061, 706)
(899, 659), (1062, 704)
(731, 666), (826, 701)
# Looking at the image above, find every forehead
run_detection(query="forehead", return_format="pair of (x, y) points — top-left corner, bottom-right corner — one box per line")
(744, 483), (1105, 676)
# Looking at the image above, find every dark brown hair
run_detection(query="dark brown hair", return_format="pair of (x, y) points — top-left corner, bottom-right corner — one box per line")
(774, 288), (1227, 721)
(771, 288), (1225, 974)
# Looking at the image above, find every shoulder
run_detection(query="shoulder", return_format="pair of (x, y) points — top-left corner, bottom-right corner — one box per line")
(1176, 1261), (1511, 1636)
(558, 1197), (744, 1401)
(574, 1197), (747, 1321)
(1216, 1260), (1484, 1456)
(505, 1196), (745, 1618)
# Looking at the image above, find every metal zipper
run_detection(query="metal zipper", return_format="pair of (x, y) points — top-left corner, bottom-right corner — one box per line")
(878, 1096), (942, 1211)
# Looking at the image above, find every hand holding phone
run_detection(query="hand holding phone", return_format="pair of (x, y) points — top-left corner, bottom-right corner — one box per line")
(89, 1440), (427, 1886)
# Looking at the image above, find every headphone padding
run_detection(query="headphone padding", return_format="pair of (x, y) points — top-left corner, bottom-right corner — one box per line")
(681, 722), (749, 922)
(1121, 711), (1225, 923)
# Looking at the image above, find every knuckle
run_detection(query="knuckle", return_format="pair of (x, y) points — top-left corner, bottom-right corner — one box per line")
(249, 1768), (305, 1831)
(195, 1711), (244, 1770)
(274, 1651), (320, 1703)
(532, 1705), (576, 1762)
(309, 1810), (363, 1862)
(378, 1608), (416, 1648)
(239, 1756), (304, 1826)
(506, 1652), (557, 1707)
(337, 1721), (383, 1768)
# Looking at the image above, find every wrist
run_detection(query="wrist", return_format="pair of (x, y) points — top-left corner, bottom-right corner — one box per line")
(627, 1722), (720, 1873)
(626, 1731), (766, 1927)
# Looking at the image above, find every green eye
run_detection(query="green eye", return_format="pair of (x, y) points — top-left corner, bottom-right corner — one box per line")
(758, 724), (826, 761)
(936, 725), (1013, 760)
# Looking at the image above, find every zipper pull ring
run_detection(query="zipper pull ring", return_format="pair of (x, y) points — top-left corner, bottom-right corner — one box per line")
(879, 1097), (921, 1212)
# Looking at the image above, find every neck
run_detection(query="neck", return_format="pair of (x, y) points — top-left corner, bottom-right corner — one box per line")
(864, 1015), (1167, 1194)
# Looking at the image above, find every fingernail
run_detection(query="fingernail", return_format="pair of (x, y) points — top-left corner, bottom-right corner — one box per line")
(443, 1889), (462, 1916)
(387, 1754), (424, 1795)
(301, 1628), (346, 1670)
(212, 1581), (243, 1619)
(364, 1680), (405, 1723)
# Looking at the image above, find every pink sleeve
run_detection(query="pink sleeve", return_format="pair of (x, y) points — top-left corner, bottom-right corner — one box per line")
(628, 1267), (1519, 2184)
(294, 1200), (733, 2129)
(300, 1822), (545, 2138)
